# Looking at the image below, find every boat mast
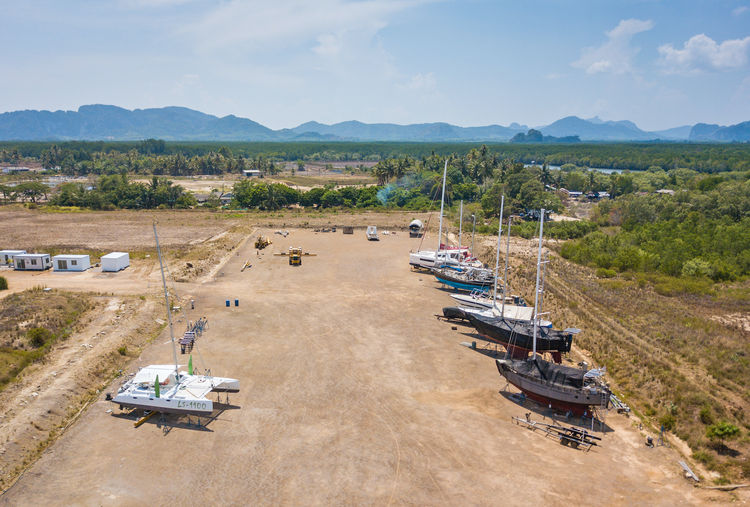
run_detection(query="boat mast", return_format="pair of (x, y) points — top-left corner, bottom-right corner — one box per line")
(458, 200), (463, 255)
(501, 215), (512, 317)
(492, 195), (505, 308)
(153, 222), (180, 379)
(532, 209), (545, 359)
(436, 159), (448, 262)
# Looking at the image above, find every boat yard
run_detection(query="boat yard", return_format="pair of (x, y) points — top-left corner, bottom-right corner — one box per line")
(0, 216), (717, 505)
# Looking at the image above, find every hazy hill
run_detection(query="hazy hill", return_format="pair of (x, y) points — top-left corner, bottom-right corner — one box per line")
(539, 116), (655, 141)
(288, 120), (525, 141)
(689, 121), (750, 142)
(0, 105), (747, 142)
(0, 105), (276, 141)
(650, 125), (693, 140)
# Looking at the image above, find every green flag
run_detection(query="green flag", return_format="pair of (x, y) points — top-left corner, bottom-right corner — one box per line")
(188, 355), (193, 375)
(154, 374), (160, 398)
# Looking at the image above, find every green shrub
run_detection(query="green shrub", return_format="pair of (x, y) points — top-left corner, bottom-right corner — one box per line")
(706, 421), (740, 444)
(117, 346), (128, 356)
(596, 267), (616, 278)
(0, 276), (7, 290)
(659, 412), (676, 431)
(699, 406), (714, 425)
(27, 327), (54, 348)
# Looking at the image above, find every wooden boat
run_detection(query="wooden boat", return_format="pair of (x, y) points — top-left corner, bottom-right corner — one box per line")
(495, 209), (610, 415)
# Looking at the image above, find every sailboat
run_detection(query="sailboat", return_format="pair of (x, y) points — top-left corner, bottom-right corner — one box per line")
(495, 209), (610, 415)
(110, 223), (239, 416)
(409, 160), (481, 270)
(438, 199), (573, 363)
(442, 196), (534, 321)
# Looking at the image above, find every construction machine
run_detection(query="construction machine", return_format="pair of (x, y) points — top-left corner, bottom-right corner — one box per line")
(274, 246), (316, 265)
(288, 246), (302, 266)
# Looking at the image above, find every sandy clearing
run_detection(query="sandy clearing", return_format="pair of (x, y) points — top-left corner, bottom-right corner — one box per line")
(0, 296), (162, 488)
(0, 228), (715, 505)
(0, 208), (243, 251)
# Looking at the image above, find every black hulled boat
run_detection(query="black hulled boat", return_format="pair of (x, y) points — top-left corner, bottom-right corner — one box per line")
(466, 312), (575, 363)
(495, 208), (610, 416)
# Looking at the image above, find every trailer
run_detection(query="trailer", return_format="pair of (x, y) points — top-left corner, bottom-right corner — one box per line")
(53, 254), (91, 272)
(0, 250), (26, 265)
(13, 253), (52, 271)
(101, 252), (130, 272)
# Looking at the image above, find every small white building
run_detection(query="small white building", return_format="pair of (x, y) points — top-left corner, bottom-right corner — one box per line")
(243, 169), (261, 177)
(13, 253), (52, 271)
(0, 250), (26, 265)
(101, 252), (129, 272)
(53, 254), (91, 272)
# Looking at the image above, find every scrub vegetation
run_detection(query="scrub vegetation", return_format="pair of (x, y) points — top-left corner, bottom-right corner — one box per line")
(0, 289), (94, 390)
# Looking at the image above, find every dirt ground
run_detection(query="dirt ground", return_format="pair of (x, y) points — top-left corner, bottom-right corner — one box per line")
(0, 295), (163, 487)
(0, 208), (246, 251)
(0, 223), (733, 505)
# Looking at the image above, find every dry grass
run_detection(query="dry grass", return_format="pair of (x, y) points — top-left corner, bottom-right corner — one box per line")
(472, 234), (749, 482)
(524, 250), (748, 482)
(0, 288), (96, 389)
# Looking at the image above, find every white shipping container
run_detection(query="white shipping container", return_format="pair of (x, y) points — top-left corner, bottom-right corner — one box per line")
(13, 253), (52, 271)
(0, 250), (26, 265)
(53, 254), (91, 272)
(101, 252), (130, 272)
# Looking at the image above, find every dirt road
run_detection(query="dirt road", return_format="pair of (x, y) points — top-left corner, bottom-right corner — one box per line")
(1, 229), (707, 504)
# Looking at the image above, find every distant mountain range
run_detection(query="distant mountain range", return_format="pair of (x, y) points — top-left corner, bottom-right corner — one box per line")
(0, 105), (748, 143)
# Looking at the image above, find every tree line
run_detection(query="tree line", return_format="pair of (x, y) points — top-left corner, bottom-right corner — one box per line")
(560, 178), (750, 281)
(50, 174), (196, 209)
(3, 140), (750, 173)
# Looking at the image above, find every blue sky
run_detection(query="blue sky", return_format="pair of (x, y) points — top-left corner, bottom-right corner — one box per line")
(1, 0), (749, 130)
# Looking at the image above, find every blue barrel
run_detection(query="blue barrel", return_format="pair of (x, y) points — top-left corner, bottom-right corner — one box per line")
(234, 299), (239, 307)
(225, 300), (230, 307)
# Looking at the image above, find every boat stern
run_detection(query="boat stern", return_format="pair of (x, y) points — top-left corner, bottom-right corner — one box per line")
(211, 377), (240, 393)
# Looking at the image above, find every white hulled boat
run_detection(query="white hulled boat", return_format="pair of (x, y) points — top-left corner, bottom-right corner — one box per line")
(409, 160), (483, 270)
(110, 223), (240, 416)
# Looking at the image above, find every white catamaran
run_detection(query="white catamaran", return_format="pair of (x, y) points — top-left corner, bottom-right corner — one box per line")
(110, 223), (239, 416)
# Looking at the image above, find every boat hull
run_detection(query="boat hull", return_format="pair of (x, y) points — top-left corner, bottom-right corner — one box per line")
(449, 294), (493, 310)
(496, 360), (610, 416)
(112, 394), (214, 415)
(210, 378), (240, 393)
(467, 313), (572, 355)
(435, 276), (491, 292)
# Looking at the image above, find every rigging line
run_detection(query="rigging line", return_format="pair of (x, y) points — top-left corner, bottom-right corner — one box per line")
(416, 177), (442, 252)
(189, 338), (211, 380)
(159, 238), (213, 378)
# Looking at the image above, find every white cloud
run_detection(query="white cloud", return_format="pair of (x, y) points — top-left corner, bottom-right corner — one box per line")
(404, 72), (437, 92)
(119, 0), (200, 8)
(658, 34), (750, 73)
(733, 6), (749, 16)
(313, 34), (343, 57)
(181, 0), (426, 53)
(572, 18), (654, 75)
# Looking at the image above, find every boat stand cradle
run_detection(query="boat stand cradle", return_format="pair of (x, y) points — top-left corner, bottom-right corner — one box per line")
(512, 414), (601, 451)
